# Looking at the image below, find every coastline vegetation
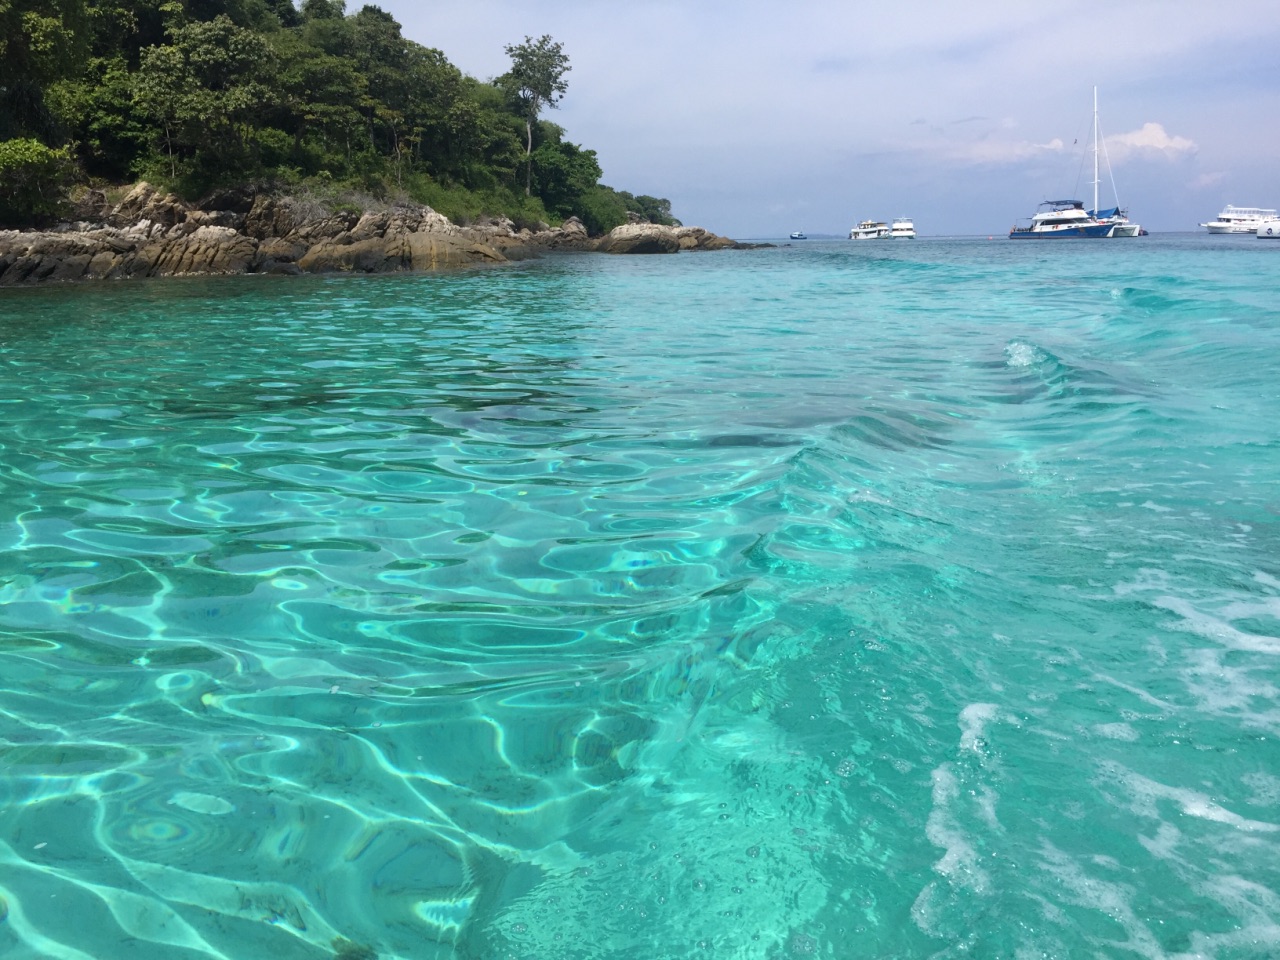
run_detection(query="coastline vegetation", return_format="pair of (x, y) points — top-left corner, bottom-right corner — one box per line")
(0, 0), (680, 232)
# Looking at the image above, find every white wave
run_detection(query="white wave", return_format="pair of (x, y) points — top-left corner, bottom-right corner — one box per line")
(1004, 340), (1045, 368)
(1092, 722), (1140, 741)
(1101, 763), (1279, 834)
(1037, 840), (1166, 958)
(959, 702), (999, 754)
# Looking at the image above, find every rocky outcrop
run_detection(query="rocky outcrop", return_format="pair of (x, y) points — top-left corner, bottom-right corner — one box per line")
(0, 183), (756, 285)
(675, 226), (741, 251)
(597, 222), (681, 255)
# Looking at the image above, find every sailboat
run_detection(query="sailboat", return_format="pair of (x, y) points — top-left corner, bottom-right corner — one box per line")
(1009, 88), (1142, 239)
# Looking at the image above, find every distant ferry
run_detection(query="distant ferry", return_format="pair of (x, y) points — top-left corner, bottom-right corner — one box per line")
(888, 217), (916, 239)
(1201, 205), (1278, 234)
(789, 230), (807, 240)
(850, 220), (890, 240)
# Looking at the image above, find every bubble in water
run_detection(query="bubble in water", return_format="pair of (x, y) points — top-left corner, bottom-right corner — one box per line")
(1004, 340), (1044, 368)
(789, 931), (818, 955)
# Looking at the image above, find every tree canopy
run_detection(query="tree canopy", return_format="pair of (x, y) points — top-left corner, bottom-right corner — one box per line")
(499, 34), (570, 196)
(0, 1), (679, 232)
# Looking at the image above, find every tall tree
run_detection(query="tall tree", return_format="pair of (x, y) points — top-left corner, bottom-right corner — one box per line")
(0, 0), (93, 141)
(499, 34), (569, 196)
(133, 14), (278, 183)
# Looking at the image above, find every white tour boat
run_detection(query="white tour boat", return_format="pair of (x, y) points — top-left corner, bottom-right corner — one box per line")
(1258, 219), (1280, 239)
(1201, 205), (1278, 234)
(850, 220), (890, 240)
(888, 217), (916, 239)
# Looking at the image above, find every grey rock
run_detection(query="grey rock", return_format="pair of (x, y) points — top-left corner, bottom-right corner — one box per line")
(598, 222), (681, 254)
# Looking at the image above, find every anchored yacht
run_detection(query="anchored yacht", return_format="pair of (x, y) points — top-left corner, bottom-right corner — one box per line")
(1201, 205), (1278, 234)
(850, 220), (890, 240)
(888, 217), (916, 239)
(1009, 88), (1141, 239)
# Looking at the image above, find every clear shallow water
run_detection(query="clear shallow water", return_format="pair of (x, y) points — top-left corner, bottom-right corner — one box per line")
(1, 234), (1278, 959)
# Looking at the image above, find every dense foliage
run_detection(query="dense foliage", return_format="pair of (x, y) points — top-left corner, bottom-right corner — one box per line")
(0, 0), (679, 231)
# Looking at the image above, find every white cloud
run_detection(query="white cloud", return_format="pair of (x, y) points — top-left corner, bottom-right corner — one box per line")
(1104, 123), (1198, 161)
(1189, 172), (1227, 190)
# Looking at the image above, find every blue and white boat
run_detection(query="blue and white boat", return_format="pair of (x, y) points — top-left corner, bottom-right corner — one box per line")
(1009, 88), (1141, 239)
(1010, 200), (1116, 238)
(789, 230), (807, 240)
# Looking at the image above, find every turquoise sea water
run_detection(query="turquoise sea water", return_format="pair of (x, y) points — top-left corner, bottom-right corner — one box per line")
(1, 234), (1279, 959)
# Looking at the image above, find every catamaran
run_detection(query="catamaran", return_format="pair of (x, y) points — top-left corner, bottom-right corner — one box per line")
(1010, 88), (1141, 239)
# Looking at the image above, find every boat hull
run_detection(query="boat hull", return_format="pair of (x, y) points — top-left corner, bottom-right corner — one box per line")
(1009, 222), (1117, 238)
(1259, 220), (1280, 239)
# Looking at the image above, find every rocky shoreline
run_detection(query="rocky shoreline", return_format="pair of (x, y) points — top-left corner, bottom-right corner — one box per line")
(0, 183), (760, 286)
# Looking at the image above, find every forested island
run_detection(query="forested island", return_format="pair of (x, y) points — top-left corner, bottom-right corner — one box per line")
(0, 0), (679, 234)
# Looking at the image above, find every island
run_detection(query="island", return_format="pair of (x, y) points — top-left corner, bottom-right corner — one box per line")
(0, 1), (757, 282)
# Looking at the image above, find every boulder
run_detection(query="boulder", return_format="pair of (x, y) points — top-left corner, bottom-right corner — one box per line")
(405, 232), (506, 271)
(152, 225), (260, 276)
(70, 189), (111, 222)
(244, 195), (298, 240)
(257, 236), (308, 263)
(674, 226), (740, 251)
(196, 185), (258, 214)
(598, 222), (680, 254)
(296, 230), (507, 274)
(108, 182), (188, 230)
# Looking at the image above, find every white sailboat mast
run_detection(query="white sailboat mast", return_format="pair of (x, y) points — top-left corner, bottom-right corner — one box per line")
(1092, 85), (1099, 216)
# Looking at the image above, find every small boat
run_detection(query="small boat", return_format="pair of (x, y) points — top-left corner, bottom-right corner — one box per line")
(888, 217), (916, 239)
(1009, 88), (1141, 239)
(1201, 205), (1278, 234)
(1258, 219), (1280, 239)
(850, 220), (890, 240)
(789, 230), (807, 240)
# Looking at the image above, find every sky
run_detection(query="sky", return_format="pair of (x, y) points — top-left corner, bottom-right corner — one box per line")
(376, 0), (1280, 237)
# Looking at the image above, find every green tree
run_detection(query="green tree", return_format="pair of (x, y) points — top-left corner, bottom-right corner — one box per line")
(632, 194), (680, 226)
(267, 30), (366, 174)
(0, 136), (74, 225)
(0, 0), (93, 141)
(49, 55), (150, 180)
(299, 0), (351, 57)
(349, 5), (411, 179)
(576, 184), (630, 236)
(531, 133), (601, 218)
(499, 34), (569, 196)
(132, 14), (278, 185)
